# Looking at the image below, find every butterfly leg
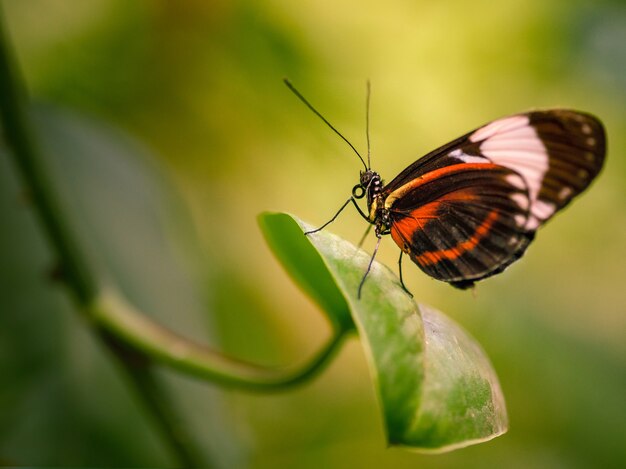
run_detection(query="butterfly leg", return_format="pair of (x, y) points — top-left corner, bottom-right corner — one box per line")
(358, 235), (382, 299)
(305, 196), (370, 235)
(356, 223), (373, 250)
(398, 251), (413, 298)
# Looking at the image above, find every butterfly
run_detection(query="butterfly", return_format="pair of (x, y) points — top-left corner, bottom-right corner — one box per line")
(285, 80), (606, 297)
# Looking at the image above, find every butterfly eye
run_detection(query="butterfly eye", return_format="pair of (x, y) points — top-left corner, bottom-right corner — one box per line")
(352, 184), (366, 199)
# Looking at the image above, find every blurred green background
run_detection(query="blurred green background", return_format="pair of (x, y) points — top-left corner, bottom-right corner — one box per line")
(1, 0), (625, 467)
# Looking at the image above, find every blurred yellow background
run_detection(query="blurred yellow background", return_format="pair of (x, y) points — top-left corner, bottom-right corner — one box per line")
(1, 0), (625, 467)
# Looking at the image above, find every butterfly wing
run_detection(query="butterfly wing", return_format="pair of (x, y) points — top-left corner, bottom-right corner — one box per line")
(383, 110), (605, 287)
(464, 110), (605, 230)
(388, 163), (534, 287)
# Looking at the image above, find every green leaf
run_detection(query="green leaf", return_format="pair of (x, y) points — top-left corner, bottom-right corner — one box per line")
(259, 212), (508, 452)
(257, 211), (353, 332)
(402, 304), (508, 451)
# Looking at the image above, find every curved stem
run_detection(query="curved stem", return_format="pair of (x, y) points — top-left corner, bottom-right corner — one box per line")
(0, 7), (202, 467)
(0, 5), (347, 391)
(0, 5), (349, 466)
(91, 290), (350, 391)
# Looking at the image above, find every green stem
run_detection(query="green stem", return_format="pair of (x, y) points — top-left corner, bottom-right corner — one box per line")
(0, 7), (96, 304)
(91, 290), (349, 390)
(0, 7), (205, 467)
(0, 9), (349, 466)
(0, 3), (350, 457)
(0, 5), (347, 391)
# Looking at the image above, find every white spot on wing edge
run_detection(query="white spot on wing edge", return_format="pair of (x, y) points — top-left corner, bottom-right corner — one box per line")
(514, 214), (527, 227)
(448, 150), (489, 164)
(508, 235), (519, 245)
(533, 199), (556, 220)
(558, 186), (573, 200)
(510, 193), (529, 210)
(505, 173), (526, 190)
(526, 215), (541, 230)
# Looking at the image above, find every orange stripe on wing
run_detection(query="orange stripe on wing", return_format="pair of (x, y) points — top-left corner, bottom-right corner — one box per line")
(384, 162), (498, 208)
(411, 209), (500, 266)
(390, 201), (439, 252)
(390, 189), (481, 253)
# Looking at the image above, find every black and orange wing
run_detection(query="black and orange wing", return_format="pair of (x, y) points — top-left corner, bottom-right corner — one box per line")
(384, 110), (605, 287)
(388, 163), (533, 287)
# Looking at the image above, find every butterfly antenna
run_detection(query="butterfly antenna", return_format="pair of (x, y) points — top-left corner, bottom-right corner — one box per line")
(284, 78), (368, 171)
(365, 80), (371, 169)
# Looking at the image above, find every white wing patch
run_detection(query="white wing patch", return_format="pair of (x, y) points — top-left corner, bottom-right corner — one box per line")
(469, 115), (529, 142)
(469, 115), (553, 230)
(448, 148), (488, 164)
